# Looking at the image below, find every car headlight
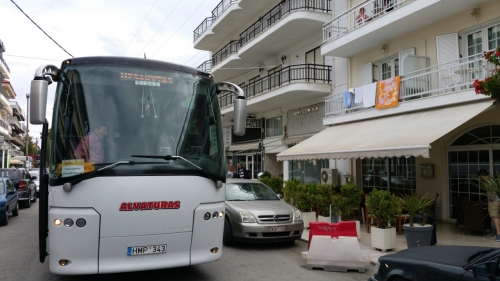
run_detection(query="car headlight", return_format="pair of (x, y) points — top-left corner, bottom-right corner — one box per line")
(239, 211), (257, 223)
(293, 210), (302, 221)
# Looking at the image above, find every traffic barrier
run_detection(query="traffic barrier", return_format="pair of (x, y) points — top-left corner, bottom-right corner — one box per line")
(308, 221), (357, 249)
(302, 236), (365, 272)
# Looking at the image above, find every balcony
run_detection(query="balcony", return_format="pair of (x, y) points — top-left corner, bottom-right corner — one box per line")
(7, 117), (24, 132)
(0, 57), (10, 79)
(321, 0), (489, 57)
(0, 118), (10, 138)
(0, 91), (12, 116)
(8, 134), (25, 147)
(194, 0), (281, 50)
(324, 54), (494, 126)
(218, 63), (331, 114)
(211, 0), (332, 81)
(197, 60), (212, 73)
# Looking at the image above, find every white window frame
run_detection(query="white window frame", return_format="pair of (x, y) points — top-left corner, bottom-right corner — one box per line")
(376, 53), (399, 81)
(461, 18), (500, 57)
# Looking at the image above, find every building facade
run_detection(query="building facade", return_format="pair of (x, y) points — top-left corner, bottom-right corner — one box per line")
(193, 0), (334, 182)
(277, 0), (500, 222)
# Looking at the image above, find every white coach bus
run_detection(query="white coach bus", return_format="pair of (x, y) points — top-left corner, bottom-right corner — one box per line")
(30, 57), (246, 274)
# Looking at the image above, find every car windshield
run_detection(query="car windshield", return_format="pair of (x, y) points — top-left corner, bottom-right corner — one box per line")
(226, 183), (279, 201)
(0, 170), (22, 180)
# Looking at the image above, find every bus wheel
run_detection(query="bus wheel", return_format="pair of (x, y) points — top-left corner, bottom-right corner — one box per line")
(223, 218), (234, 247)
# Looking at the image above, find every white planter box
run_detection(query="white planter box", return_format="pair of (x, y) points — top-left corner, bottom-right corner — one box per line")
(371, 226), (396, 252)
(302, 212), (317, 229)
(318, 215), (330, 222)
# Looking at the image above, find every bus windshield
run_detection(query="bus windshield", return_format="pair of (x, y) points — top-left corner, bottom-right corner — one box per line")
(49, 63), (225, 185)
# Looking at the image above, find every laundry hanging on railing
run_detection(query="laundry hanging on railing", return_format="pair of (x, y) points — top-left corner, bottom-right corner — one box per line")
(375, 76), (401, 109)
(354, 86), (364, 104)
(343, 90), (354, 108)
(362, 82), (377, 108)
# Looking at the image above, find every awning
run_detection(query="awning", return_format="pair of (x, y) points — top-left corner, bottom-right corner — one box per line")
(10, 159), (23, 165)
(228, 141), (260, 152)
(277, 102), (493, 161)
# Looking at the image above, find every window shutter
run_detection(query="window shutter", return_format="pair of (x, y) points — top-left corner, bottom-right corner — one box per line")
(436, 33), (459, 66)
(398, 48), (415, 75)
(361, 63), (373, 85)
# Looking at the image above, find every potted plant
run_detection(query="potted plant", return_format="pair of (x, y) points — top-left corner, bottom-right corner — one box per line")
(315, 183), (335, 222)
(337, 183), (363, 237)
(365, 189), (400, 251)
(283, 179), (316, 228)
(400, 192), (436, 248)
(473, 47), (500, 106)
(330, 194), (343, 223)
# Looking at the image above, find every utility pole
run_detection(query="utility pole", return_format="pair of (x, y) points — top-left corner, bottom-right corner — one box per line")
(26, 93), (29, 169)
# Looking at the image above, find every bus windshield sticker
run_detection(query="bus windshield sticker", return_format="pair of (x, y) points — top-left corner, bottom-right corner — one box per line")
(120, 72), (173, 86)
(58, 160), (95, 177)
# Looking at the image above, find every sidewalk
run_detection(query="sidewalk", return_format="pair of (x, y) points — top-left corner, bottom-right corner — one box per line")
(300, 221), (500, 266)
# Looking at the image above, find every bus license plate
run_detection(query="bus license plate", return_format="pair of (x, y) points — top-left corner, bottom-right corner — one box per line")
(271, 227), (285, 232)
(127, 244), (167, 256)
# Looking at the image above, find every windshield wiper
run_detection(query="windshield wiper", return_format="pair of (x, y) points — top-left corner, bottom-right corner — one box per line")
(63, 160), (136, 191)
(131, 155), (202, 170)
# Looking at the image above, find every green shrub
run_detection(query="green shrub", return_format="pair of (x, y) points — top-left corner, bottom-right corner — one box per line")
(260, 176), (284, 195)
(365, 189), (400, 229)
(260, 171), (272, 178)
(283, 179), (301, 205)
(338, 183), (363, 221)
(399, 192), (436, 226)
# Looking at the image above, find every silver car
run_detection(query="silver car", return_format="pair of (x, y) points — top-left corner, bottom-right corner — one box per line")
(223, 179), (304, 246)
(29, 169), (40, 197)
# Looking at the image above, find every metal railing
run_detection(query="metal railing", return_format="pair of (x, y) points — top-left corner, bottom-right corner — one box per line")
(7, 117), (21, 130)
(212, 40), (240, 66)
(322, 0), (413, 45)
(197, 60), (212, 73)
(0, 57), (10, 73)
(240, 0), (331, 47)
(193, 17), (214, 42)
(324, 54), (495, 118)
(212, 0), (239, 22)
(0, 118), (10, 131)
(218, 64), (331, 108)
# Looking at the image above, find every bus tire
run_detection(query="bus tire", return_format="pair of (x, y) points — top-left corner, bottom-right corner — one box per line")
(223, 218), (234, 247)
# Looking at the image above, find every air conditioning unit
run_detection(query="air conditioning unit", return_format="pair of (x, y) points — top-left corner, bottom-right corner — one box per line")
(321, 168), (339, 185)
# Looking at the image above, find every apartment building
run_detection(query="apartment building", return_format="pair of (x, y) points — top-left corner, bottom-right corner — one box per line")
(277, 0), (500, 222)
(193, 0), (335, 181)
(0, 39), (26, 167)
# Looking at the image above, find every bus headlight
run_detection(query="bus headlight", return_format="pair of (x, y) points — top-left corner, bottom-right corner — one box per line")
(293, 210), (302, 222)
(239, 211), (256, 223)
(54, 219), (62, 227)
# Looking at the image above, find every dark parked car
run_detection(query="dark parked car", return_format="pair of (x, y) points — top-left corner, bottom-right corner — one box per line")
(0, 177), (19, 226)
(0, 168), (36, 208)
(223, 179), (303, 246)
(368, 245), (500, 281)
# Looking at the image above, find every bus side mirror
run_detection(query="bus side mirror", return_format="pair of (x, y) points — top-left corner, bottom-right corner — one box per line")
(30, 79), (49, 125)
(216, 81), (246, 136)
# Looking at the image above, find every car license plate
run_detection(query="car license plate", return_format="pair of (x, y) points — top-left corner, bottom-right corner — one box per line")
(271, 227), (285, 232)
(127, 244), (167, 256)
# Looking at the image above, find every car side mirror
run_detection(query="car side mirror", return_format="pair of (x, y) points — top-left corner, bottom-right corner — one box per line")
(277, 194), (283, 200)
(32, 176), (37, 180)
(7, 189), (15, 195)
(472, 260), (497, 279)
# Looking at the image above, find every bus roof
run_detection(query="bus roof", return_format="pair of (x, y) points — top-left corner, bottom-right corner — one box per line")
(60, 56), (211, 78)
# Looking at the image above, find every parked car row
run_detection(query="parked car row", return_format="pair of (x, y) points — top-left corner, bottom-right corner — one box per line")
(0, 168), (38, 226)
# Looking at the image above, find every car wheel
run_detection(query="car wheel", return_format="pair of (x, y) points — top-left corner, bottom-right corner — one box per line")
(31, 190), (37, 203)
(24, 198), (31, 208)
(223, 218), (235, 247)
(0, 211), (8, 226)
(12, 202), (19, 217)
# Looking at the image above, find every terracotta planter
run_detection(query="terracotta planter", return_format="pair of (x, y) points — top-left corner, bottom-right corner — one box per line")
(371, 226), (396, 252)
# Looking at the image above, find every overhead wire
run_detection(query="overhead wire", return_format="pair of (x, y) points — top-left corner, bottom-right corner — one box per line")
(10, 0), (74, 58)
(122, 0), (158, 56)
(4, 53), (65, 62)
(151, 0), (209, 59)
(136, 0), (182, 58)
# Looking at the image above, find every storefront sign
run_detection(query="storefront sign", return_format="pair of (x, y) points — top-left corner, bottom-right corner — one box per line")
(246, 118), (262, 128)
(287, 103), (326, 136)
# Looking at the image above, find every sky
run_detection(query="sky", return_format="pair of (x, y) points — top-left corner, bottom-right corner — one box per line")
(0, 0), (220, 140)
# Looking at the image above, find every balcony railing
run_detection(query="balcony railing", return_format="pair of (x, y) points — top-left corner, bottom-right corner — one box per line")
(193, 17), (214, 42)
(212, 0), (239, 22)
(197, 60), (212, 73)
(240, 0), (331, 47)
(325, 54), (495, 118)
(0, 118), (10, 131)
(0, 57), (10, 73)
(218, 64), (331, 108)
(322, 0), (413, 45)
(212, 40), (240, 66)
